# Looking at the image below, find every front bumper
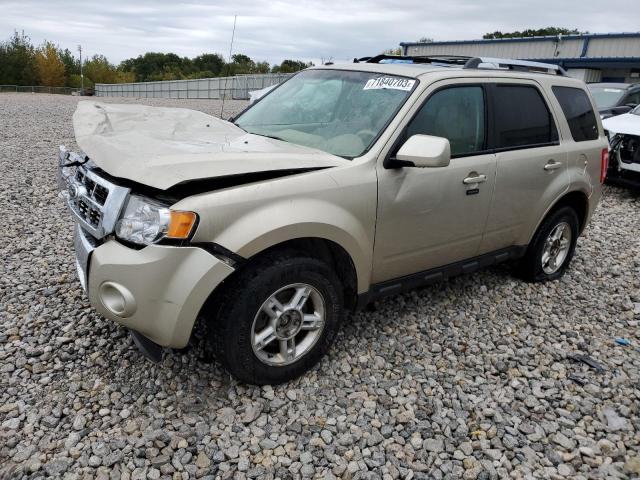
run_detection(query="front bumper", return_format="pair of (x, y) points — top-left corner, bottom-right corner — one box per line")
(74, 225), (235, 348)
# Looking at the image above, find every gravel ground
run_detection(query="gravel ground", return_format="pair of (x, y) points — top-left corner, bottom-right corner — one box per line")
(1, 92), (639, 480)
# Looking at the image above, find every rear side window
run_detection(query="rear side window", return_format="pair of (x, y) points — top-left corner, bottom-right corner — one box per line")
(492, 85), (558, 149)
(406, 85), (486, 157)
(552, 86), (599, 141)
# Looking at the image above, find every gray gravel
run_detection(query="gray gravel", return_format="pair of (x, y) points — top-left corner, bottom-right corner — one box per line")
(1, 92), (639, 479)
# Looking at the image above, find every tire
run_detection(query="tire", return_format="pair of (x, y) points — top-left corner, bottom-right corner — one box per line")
(516, 206), (579, 282)
(208, 250), (344, 385)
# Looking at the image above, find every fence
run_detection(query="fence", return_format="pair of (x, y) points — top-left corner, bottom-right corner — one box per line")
(95, 73), (293, 100)
(0, 85), (82, 95)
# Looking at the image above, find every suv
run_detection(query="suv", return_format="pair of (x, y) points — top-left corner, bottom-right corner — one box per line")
(588, 82), (640, 119)
(59, 56), (607, 385)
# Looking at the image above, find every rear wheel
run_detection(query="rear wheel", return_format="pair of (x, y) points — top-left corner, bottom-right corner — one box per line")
(209, 251), (343, 385)
(516, 206), (579, 282)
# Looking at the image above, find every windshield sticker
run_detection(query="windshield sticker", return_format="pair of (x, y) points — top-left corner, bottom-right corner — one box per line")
(363, 77), (416, 91)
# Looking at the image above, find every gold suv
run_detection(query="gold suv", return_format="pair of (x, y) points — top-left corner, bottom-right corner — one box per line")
(59, 56), (608, 384)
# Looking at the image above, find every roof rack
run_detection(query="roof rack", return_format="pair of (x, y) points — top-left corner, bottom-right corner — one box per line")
(354, 54), (471, 66)
(463, 57), (567, 76)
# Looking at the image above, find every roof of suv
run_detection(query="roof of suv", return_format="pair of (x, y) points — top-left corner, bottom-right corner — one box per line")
(312, 61), (584, 85)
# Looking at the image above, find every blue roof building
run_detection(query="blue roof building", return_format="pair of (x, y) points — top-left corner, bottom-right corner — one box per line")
(401, 33), (640, 83)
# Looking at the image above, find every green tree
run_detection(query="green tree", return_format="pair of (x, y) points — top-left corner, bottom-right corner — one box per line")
(228, 53), (256, 75)
(119, 52), (193, 82)
(254, 61), (271, 74)
(0, 31), (38, 85)
(58, 47), (79, 86)
(271, 59), (313, 73)
(84, 54), (119, 84)
(193, 53), (224, 76)
(483, 27), (584, 39)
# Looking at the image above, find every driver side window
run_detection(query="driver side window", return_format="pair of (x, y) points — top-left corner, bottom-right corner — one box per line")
(406, 85), (486, 157)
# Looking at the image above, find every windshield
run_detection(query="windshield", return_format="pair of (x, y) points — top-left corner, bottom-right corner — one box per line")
(588, 85), (625, 109)
(235, 69), (417, 158)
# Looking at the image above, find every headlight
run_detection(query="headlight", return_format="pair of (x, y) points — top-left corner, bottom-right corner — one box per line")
(115, 195), (197, 245)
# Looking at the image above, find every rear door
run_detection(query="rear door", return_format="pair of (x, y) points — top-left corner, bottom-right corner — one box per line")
(480, 81), (569, 253)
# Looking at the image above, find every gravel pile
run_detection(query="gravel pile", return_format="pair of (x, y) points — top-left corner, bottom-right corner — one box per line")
(1, 92), (639, 479)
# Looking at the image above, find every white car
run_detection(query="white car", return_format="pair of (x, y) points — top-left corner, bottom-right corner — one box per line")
(603, 105), (640, 188)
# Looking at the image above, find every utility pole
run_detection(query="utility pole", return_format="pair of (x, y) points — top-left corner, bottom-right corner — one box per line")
(78, 45), (84, 95)
(220, 15), (238, 118)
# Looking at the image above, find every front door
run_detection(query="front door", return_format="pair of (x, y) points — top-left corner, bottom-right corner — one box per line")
(373, 82), (497, 283)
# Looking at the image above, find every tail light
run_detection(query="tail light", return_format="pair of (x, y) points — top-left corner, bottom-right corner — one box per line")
(600, 148), (609, 184)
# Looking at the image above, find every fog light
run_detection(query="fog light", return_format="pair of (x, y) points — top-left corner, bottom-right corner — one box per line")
(99, 282), (136, 318)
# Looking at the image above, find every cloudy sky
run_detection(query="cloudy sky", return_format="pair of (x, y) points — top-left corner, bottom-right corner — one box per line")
(1, 0), (637, 66)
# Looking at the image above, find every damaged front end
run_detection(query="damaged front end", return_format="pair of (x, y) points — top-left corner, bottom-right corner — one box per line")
(607, 134), (640, 188)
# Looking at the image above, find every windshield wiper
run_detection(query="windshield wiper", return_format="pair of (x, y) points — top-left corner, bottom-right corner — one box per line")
(250, 132), (288, 143)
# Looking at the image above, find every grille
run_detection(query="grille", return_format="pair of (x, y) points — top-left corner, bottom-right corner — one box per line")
(75, 170), (110, 205)
(60, 147), (130, 240)
(76, 198), (102, 227)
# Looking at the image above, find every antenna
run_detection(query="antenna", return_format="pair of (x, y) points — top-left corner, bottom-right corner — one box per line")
(78, 45), (84, 95)
(220, 15), (238, 119)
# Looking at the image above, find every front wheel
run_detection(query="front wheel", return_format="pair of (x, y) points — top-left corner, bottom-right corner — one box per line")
(516, 206), (579, 282)
(209, 251), (344, 385)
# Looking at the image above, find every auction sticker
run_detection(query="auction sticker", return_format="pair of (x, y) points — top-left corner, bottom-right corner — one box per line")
(363, 77), (416, 91)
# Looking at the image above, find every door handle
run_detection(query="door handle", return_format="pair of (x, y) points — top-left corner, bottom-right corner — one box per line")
(544, 160), (562, 171)
(463, 174), (487, 185)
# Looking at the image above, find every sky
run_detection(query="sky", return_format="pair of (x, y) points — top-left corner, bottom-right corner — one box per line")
(0, 0), (637, 66)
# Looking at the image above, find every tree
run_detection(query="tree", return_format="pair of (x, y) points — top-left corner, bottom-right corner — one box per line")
(0, 31), (38, 85)
(58, 47), (79, 86)
(35, 41), (66, 86)
(383, 47), (402, 55)
(228, 53), (256, 75)
(119, 52), (193, 82)
(271, 59), (313, 73)
(483, 28), (584, 39)
(417, 37), (433, 43)
(193, 53), (224, 76)
(84, 54), (119, 84)
(254, 61), (271, 74)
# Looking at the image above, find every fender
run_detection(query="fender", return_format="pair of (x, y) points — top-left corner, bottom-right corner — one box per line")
(173, 165), (378, 293)
(207, 200), (372, 293)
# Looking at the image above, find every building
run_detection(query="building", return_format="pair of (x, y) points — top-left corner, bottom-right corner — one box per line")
(401, 33), (640, 83)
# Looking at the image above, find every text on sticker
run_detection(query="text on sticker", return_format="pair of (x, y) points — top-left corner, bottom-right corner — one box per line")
(363, 77), (416, 91)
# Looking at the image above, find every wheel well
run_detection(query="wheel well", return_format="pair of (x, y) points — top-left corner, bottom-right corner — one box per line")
(549, 191), (589, 233)
(235, 238), (359, 311)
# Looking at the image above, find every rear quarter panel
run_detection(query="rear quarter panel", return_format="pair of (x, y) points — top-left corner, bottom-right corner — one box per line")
(545, 80), (606, 235)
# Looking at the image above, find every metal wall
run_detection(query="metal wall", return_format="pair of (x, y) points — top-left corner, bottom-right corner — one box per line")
(587, 37), (640, 58)
(404, 38), (584, 60)
(402, 34), (640, 61)
(95, 73), (293, 99)
(566, 68), (602, 83)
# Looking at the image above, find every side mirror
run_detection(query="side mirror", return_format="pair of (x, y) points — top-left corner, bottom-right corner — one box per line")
(389, 134), (451, 168)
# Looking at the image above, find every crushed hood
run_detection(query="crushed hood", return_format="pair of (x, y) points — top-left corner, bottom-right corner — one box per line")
(602, 112), (640, 137)
(73, 101), (348, 190)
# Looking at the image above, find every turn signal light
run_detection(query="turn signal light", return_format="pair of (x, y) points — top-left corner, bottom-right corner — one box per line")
(600, 148), (609, 184)
(167, 211), (197, 239)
